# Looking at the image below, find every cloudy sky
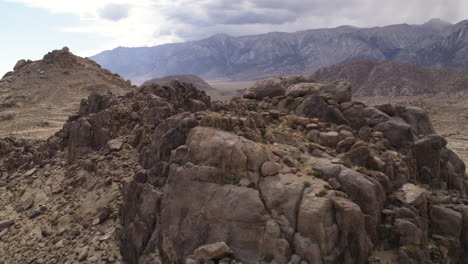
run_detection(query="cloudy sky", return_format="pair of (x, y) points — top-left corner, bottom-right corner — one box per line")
(1, 0), (467, 76)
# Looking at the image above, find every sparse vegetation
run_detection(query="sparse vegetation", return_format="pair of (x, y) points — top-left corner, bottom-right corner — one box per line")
(285, 96), (294, 105)
(263, 253), (274, 262)
(317, 189), (327, 197)
(343, 158), (353, 168)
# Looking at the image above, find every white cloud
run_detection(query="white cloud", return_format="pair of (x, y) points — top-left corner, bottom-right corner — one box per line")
(98, 3), (130, 21)
(5, 0), (468, 56)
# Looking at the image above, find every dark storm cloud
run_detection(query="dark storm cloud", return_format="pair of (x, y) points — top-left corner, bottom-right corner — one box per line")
(98, 4), (130, 21)
(155, 0), (465, 41)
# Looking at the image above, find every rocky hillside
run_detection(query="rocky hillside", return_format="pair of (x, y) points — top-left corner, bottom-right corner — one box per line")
(312, 59), (468, 96)
(1, 76), (468, 263)
(0, 47), (134, 139)
(91, 19), (468, 82)
(141, 74), (213, 91)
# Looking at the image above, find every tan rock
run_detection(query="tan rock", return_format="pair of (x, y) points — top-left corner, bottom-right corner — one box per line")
(194, 242), (234, 261)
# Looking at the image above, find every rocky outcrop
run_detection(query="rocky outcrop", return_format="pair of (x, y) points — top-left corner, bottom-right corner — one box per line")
(1, 76), (468, 264)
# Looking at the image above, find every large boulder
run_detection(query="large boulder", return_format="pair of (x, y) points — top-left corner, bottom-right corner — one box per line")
(186, 127), (269, 184)
(295, 95), (329, 119)
(13, 59), (28, 71)
(320, 80), (352, 104)
(393, 106), (435, 138)
(336, 168), (385, 241)
(430, 206), (462, 238)
(159, 163), (273, 264)
(374, 119), (413, 147)
(285, 82), (322, 98)
(413, 134), (446, 186)
(243, 77), (286, 100)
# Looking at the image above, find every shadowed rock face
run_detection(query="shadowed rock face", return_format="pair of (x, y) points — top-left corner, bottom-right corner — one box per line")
(1, 76), (468, 264)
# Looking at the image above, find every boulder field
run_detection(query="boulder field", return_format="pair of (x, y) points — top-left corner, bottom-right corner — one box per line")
(0, 78), (467, 263)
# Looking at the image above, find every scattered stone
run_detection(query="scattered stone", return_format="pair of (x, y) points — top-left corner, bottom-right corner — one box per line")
(78, 246), (89, 262)
(394, 183), (428, 206)
(261, 161), (280, 176)
(318, 131), (340, 147)
(20, 197), (34, 211)
(0, 219), (14, 232)
(51, 183), (63, 194)
(107, 138), (124, 151)
(55, 240), (64, 248)
(24, 168), (37, 177)
(328, 178), (341, 189)
(26, 209), (43, 219)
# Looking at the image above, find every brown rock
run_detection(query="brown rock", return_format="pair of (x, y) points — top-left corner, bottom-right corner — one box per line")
(0, 219), (14, 232)
(108, 138), (124, 151)
(194, 242), (234, 261)
(430, 205), (462, 238)
(261, 161), (280, 176)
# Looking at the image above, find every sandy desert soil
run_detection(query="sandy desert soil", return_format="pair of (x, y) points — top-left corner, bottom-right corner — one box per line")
(207, 81), (255, 101)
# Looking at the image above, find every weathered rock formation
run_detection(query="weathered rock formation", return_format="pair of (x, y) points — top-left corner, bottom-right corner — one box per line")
(1, 77), (468, 264)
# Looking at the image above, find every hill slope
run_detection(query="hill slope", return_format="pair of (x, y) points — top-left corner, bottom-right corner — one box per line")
(91, 19), (468, 82)
(312, 59), (468, 96)
(0, 48), (134, 139)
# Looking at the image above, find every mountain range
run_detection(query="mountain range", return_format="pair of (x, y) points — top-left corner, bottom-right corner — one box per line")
(91, 18), (468, 83)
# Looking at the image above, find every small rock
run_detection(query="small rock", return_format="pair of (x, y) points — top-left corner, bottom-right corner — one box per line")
(194, 242), (234, 261)
(261, 161), (280, 176)
(41, 228), (51, 237)
(20, 198), (34, 211)
(78, 246), (89, 261)
(55, 240), (64, 248)
(98, 207), (112, 224)
(88, 256), (98, 262)
(282, 156), (297, 168)
(328, 178), (341, 189)
(131, 112), (139, 121)
(27, 209), (43, 219)
(24, 168), (37, 177)
(51, 184), (62, 194)
(0, 219), (14, 232)
(185, 257), (197, 264)
(107, 139), (124, 151)
(318, 131), (340, 147)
